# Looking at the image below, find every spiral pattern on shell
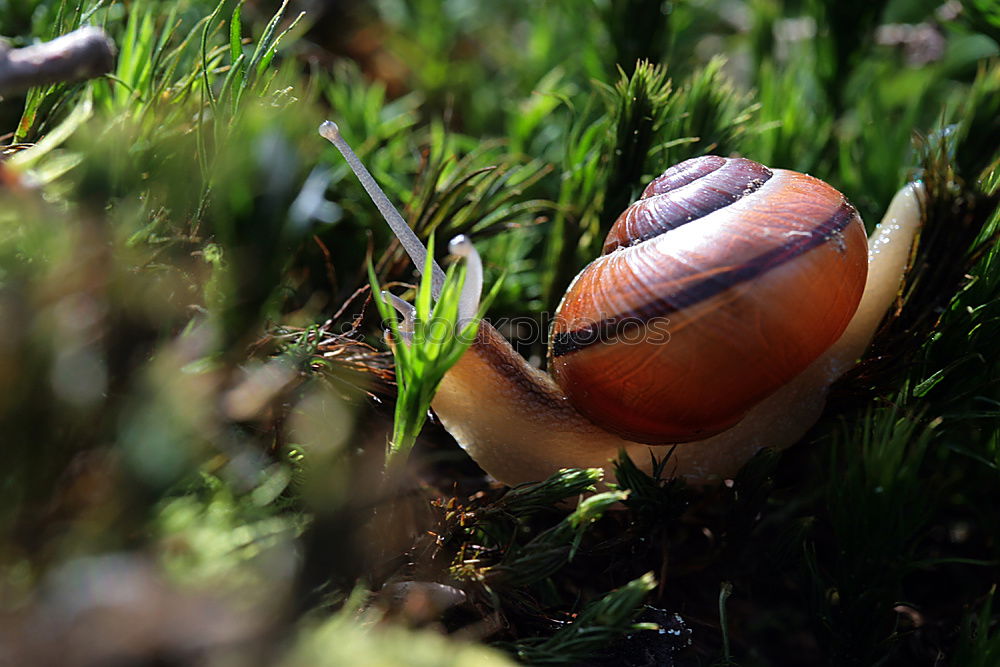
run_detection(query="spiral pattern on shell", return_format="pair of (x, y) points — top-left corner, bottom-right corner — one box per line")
(548, 155), (869, 444)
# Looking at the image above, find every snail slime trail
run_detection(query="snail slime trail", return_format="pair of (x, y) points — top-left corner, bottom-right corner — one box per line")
(321, 123), (925, 486)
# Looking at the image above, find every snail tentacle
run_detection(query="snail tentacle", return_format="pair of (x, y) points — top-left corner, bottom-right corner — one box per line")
(383, 291), (417, 343)
(319, 121), (447, 296)
(447, 234), (483, 326)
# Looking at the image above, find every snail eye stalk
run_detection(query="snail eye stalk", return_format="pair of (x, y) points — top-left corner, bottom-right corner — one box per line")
(319, 120), (447, 296)
(447, 235), (483, 327)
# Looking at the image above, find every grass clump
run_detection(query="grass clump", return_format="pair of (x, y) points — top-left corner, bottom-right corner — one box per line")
(368, 239), (479, 469)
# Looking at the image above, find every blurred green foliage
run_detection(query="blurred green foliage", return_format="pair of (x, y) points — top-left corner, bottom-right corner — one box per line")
(1, 0), (999, 664)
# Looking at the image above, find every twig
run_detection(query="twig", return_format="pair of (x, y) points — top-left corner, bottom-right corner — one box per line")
(718, 581), (735, 664)
(0, 27), (116, 96)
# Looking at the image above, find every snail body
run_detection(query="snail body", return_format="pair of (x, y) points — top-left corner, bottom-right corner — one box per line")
(320, 121), (924, 486)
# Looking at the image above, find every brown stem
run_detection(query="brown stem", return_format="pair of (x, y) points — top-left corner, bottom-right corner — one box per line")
(0, 27), (115, 97)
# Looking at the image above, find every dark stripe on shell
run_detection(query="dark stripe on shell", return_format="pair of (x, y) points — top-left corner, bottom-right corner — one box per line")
(552, 201), (859, 357)
(640, 155), (727, 198)
(604, 157), (774, 253)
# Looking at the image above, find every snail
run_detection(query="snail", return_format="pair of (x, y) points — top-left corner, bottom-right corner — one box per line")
(320, 120), (924, 487)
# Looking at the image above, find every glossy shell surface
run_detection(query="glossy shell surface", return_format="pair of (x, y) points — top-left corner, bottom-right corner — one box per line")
(549, 155), (868, 443)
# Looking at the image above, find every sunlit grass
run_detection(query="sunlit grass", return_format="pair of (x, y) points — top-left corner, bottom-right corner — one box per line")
(368, 239), (479, 470)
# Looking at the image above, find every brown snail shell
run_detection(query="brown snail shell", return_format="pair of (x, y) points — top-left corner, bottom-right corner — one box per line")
(549, 156), (868, 444)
